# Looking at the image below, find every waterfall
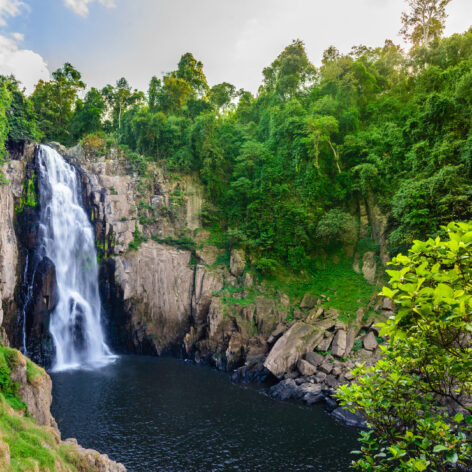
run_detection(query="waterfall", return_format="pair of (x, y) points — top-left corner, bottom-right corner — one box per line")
(37, 145), (114, 371)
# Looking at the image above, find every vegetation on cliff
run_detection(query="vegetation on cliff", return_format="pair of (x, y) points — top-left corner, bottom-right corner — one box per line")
(0, 2), (470, 276)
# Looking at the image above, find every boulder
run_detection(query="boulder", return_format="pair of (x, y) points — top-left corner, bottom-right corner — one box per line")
(318, 361), (333, 375)
(300, 383), (324, 405)
(230, 249), (246, 276)
(263, 322), (324, 378)
(332, 407), (367, 428)
(331, 330), (347, 358)
(362, 251), (377, 283)
(268, 379), (299, 401)
(316, 333), (333, 352)
(363, 331), (378, 351)
(305, 351), (324, 367)
(300, 293), (317, 310)
(297, 359), (317, 376)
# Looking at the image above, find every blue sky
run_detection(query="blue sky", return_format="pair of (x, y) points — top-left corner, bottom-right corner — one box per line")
(1, 0), (472, 94)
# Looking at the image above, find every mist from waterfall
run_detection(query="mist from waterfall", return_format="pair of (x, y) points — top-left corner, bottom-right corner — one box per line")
(38, 145), (114, 371)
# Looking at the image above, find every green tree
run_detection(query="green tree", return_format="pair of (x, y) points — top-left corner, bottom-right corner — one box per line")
(70, 88), (106, 139)
(209, 82), (236, 115)
(338, 221), (472, 471)
(31, 63), (85, 144)
(0, 76), (41, 145)
(400, 0), (453, 47)
(0, 80), (11, 183)
(102, 78), (143, 130)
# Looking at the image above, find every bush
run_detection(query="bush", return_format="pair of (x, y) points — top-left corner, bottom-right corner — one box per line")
(337, 221), (472, 471)
(316, 209), (357, 245)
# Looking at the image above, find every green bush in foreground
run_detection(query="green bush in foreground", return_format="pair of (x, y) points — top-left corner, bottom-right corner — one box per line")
(338, 221), (472, 471)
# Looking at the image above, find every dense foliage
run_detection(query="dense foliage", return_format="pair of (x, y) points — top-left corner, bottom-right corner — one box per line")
(1, 12), (471, 271)
(338, 222), (472, 471)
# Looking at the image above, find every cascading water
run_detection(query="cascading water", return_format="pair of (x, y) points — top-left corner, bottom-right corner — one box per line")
(37, 145), (114, 371)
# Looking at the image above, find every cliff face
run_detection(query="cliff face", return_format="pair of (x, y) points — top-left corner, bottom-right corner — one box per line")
(0, 150), (31, 339)
(59, 144), (385, 402)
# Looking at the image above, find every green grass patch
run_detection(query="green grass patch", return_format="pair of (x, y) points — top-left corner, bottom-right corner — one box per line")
(263, 257), (377, 321)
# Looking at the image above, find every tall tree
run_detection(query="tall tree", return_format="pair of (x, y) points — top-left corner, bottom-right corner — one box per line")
(70, 87), (106, 139)
(400, 0), (453, 47)
(31, 63), (85, 144)
(102, 78), (143, 130)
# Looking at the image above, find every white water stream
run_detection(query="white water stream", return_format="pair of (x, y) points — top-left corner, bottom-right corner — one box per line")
(38, 145), (114, 371)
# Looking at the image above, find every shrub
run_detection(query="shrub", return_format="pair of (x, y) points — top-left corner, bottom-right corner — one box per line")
(337, 221), (472, 471)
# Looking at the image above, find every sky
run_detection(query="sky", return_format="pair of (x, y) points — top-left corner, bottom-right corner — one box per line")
(0, 0), (471, 94)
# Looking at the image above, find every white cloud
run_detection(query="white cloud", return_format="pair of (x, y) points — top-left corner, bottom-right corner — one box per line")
(0, 35), (50, 93)
(0, 0), (24, 26)
(64, 0), (115, 18)
(12, 32), (23, 41)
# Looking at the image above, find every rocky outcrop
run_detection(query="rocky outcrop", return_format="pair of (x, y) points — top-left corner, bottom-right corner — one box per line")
(2, 347), (126, 472)
(114, 242), (195, 352)
(264, 322), (324, 378)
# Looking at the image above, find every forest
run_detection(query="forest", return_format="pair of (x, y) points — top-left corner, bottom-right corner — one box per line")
(1, 23), (472, 274)
(0, 1), (471, 471)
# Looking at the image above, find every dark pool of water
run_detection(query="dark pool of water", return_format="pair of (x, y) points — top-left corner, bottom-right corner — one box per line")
(51, 356), (357, 472)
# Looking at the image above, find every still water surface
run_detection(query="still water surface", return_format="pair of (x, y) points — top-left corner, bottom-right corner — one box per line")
(51, 356), (357, 472)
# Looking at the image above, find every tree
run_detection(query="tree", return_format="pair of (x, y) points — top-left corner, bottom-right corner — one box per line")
(209, 82), (236, 115)
(263, 40), (316, 99)
(70, 88), (106, 139)
(174, 52), (208, 97)
(338, 221), (472, 471)
(0, 80), (11, 182)
(148, 76), (162, 113)
(31, 63), (85, 143)
(400, 0), (453, 47)
(102, 78), (143, 130)
(304, 115), (341, 173)
(0, 76), (41, 146)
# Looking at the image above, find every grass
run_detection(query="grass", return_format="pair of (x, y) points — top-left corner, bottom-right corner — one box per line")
(0, 346), (101, 472)
(261, 256), (378, 323)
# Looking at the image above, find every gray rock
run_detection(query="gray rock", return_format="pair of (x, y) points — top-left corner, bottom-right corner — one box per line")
(269, 379), (299, 401)
(318, 361), (333, 375)
(316, 333), (334, 352)
(315, 371), (327, 383)
(362, 251), (377, 283)
(264, 322), (324, 378)
(305, 351), (324, 367)
(300, 293), (318, 310)
(325, 375), (338, 388)
(363, 331), (378, 351)
(297, 359), (317, 376)
(331, 330), (347, 358)
(332, 407), (367, 428)
(230, 249), (246, 276)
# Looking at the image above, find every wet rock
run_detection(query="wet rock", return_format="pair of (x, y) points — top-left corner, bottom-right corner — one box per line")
(332, 407), (367, 428)
(325, 396), (338, 412)
(269, 379), (299, 401)
(301, 384), (324, 405)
